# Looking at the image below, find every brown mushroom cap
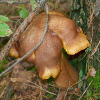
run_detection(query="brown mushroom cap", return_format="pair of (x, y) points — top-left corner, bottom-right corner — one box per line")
(33, 32), (63, 79)
(48, 15), (90, 55)
(54, 52), (79, 88)
(10, 32), (63, 80)
(10, 10), (90, 80)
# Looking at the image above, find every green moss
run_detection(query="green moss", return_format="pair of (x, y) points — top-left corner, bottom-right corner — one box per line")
(87, 70), (100, 98)
(0, 58), (8, 73)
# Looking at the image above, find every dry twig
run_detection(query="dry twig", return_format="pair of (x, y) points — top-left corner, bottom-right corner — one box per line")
(0, 3), (49, 77)
(0, 0), (47, 63)
(0, 0), (30, 4)
(79, 80), (93, 100)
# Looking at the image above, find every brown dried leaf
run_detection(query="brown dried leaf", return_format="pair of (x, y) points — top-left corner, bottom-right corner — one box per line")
(10, 78), (17, 82)
(87, 66), (96, 78)
(74, 88), (80, 94)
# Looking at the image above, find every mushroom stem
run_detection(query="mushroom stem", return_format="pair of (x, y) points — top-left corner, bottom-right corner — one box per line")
(54, 52), (79, 89)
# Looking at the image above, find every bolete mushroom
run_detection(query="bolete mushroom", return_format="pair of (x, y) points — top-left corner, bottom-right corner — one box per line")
(10, 10), (90, 88)
(54, 52), (79, 89)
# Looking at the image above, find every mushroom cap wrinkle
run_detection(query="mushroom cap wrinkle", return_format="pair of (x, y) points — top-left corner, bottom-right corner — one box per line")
(10, 10), (90, 80)
(48, 16), (90, 55)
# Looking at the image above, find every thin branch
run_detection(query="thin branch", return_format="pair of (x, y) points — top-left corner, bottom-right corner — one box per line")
(0, 3), (49, 77)
(25, 79), (57, 96)
(79, 80), (93, 100)
(0, 0), (47, 63)
(0, 12), (36, 63)
(94, 55), (100, 62)
(89, 40), (100, 57)
(0, 0), (30, 4)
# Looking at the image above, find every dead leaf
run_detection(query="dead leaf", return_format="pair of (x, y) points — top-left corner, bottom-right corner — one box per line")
(87, 66), (96, 78)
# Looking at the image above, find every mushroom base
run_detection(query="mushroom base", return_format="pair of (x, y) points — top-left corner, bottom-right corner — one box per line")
(54, 52), (79, 89)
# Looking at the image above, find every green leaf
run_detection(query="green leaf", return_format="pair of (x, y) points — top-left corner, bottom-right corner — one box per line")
(30, 0), (36, 4)
(19, 9), (29, 19)
(85, 46), (91, 52)
(0, 23), (12, 37)
(30, 0), (37, 11)
(79, 69), (83, 79)
(0, 15), (10, 23)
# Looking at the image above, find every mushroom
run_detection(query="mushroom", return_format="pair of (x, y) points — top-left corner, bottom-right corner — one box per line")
(54, 52), (79, 88)
(10, 10), (90, 88)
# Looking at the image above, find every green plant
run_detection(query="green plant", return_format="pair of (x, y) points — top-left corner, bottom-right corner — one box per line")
(19, 9), (29, 19)
(30, 0), (37, 11)
(0, 58), (8, 73)
(0, 15), (12, 37)
(46, 93), (54, 99)
(87, 69), (100, 99)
